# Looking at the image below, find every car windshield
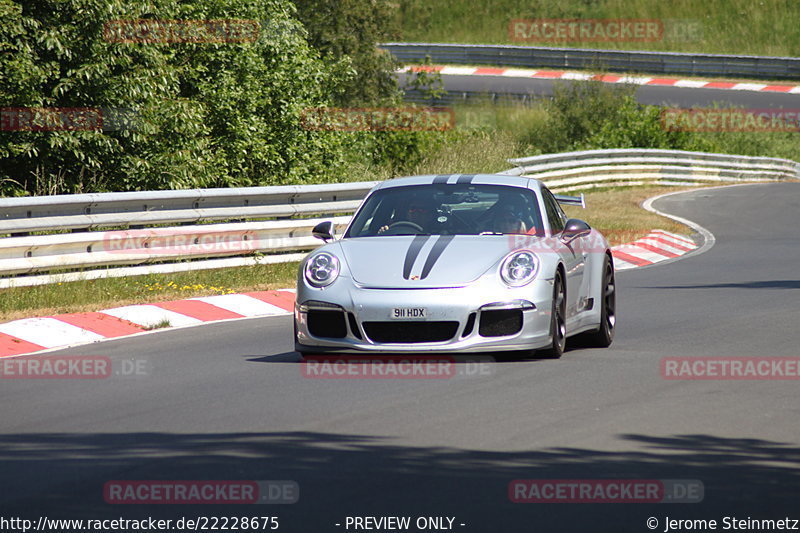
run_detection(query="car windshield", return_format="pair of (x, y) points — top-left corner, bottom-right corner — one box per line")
(345, 183), (544, 237)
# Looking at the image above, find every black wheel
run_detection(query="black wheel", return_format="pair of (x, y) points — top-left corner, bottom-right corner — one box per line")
(539, 270), (566, 358)
(583, 255), (616, 348)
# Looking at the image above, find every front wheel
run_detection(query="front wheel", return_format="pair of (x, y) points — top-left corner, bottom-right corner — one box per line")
(583, 255), (616, 348)
(539, 270), (566, 359)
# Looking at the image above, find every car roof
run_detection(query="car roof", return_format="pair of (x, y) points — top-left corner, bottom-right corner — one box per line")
(372, 174), (545, 193)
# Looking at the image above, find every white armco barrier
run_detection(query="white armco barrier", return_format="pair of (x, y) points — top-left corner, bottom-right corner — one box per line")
(500, 149), (799, 191)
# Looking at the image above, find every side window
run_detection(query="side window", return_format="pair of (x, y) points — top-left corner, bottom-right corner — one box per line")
(542, 188), (566, 233)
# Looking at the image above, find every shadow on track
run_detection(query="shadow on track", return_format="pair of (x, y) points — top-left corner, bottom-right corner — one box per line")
(2, 432), (799, 531)
(642, 280), (800, 290)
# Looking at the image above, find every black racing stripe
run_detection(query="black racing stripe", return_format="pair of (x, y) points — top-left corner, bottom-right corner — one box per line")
(432, 174), (451, 184)
(420, 235), (455, 279)
(456, 174), (475, 184)
(403, 234), (431, 279)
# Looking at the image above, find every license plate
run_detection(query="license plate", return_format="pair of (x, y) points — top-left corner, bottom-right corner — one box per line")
(390, 307), (427, 319)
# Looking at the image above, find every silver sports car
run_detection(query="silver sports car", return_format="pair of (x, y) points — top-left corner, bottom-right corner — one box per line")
(294, 173), (615, 358)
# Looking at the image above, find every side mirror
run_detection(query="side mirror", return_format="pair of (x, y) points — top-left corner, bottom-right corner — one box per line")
(312, 221), (335, 242)
(562, 218), (591, 241)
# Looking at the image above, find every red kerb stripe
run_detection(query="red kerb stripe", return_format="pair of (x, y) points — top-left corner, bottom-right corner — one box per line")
(53, 312), (145, 338)
(152, 300), (244, 321)
(0, 334), (45, 357)
(243, 291), (295, 312)
(634, 242), (679, 258)
(611, 250), (652, 266)
(474, 68), (507, 75)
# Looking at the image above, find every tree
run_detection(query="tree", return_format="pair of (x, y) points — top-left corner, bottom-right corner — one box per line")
(292, 0), (402, 106)
(0, 0), (351, 194)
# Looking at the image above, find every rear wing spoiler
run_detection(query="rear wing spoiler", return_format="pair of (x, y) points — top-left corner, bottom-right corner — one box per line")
(554, 193), (586, 209)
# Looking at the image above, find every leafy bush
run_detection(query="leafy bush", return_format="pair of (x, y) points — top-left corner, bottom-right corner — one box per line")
(521, 81), (714, 154)
(292, 0), (402, 106)
(0, 0), (352, 194)
(583, 97), (713, 153)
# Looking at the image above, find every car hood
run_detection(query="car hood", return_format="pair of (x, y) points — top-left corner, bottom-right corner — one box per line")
(338, 235), (528, 288)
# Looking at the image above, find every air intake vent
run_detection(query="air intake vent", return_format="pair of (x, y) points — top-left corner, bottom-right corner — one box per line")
(362, 321), (459, 343)
(307, 310), (347, 339)
(479, 309), (523, 337)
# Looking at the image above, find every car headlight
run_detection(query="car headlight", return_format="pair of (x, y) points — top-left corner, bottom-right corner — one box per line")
(304, 252), (340, 287)
(500, 251), (538, 287)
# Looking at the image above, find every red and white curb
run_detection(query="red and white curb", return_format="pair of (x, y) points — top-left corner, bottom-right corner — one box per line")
(611, 229), (698, 270)
(0, 230), (698, 357)
(0, 290), (295, 358)
(402, 65), (800, 94)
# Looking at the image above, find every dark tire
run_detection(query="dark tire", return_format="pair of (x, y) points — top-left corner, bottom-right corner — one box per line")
(539, 270), (566, 359)
(583, 255), (616, 348)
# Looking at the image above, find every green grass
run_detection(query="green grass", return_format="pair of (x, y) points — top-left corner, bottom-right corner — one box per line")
(396, 0), (800, 57)
(0, 261), (301, 322)
(143, 318), (172, 330)
(562, 186), (693, 245)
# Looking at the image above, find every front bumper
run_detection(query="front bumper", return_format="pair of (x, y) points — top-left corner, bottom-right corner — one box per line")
(294, 278), (555, 354)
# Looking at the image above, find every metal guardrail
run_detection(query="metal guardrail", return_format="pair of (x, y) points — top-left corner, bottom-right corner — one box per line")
(0, 182), (377, 234)
(0, 149), (796, 287)
(381, 43), (800, 80)
(501, 149), (799, 192)
(0, 217), (353, 276)
(0, 182), (376, 288)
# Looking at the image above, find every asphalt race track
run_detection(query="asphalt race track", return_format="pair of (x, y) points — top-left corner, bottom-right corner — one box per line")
(397, 71), (800, 109)
(2, 183), (799, 532)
